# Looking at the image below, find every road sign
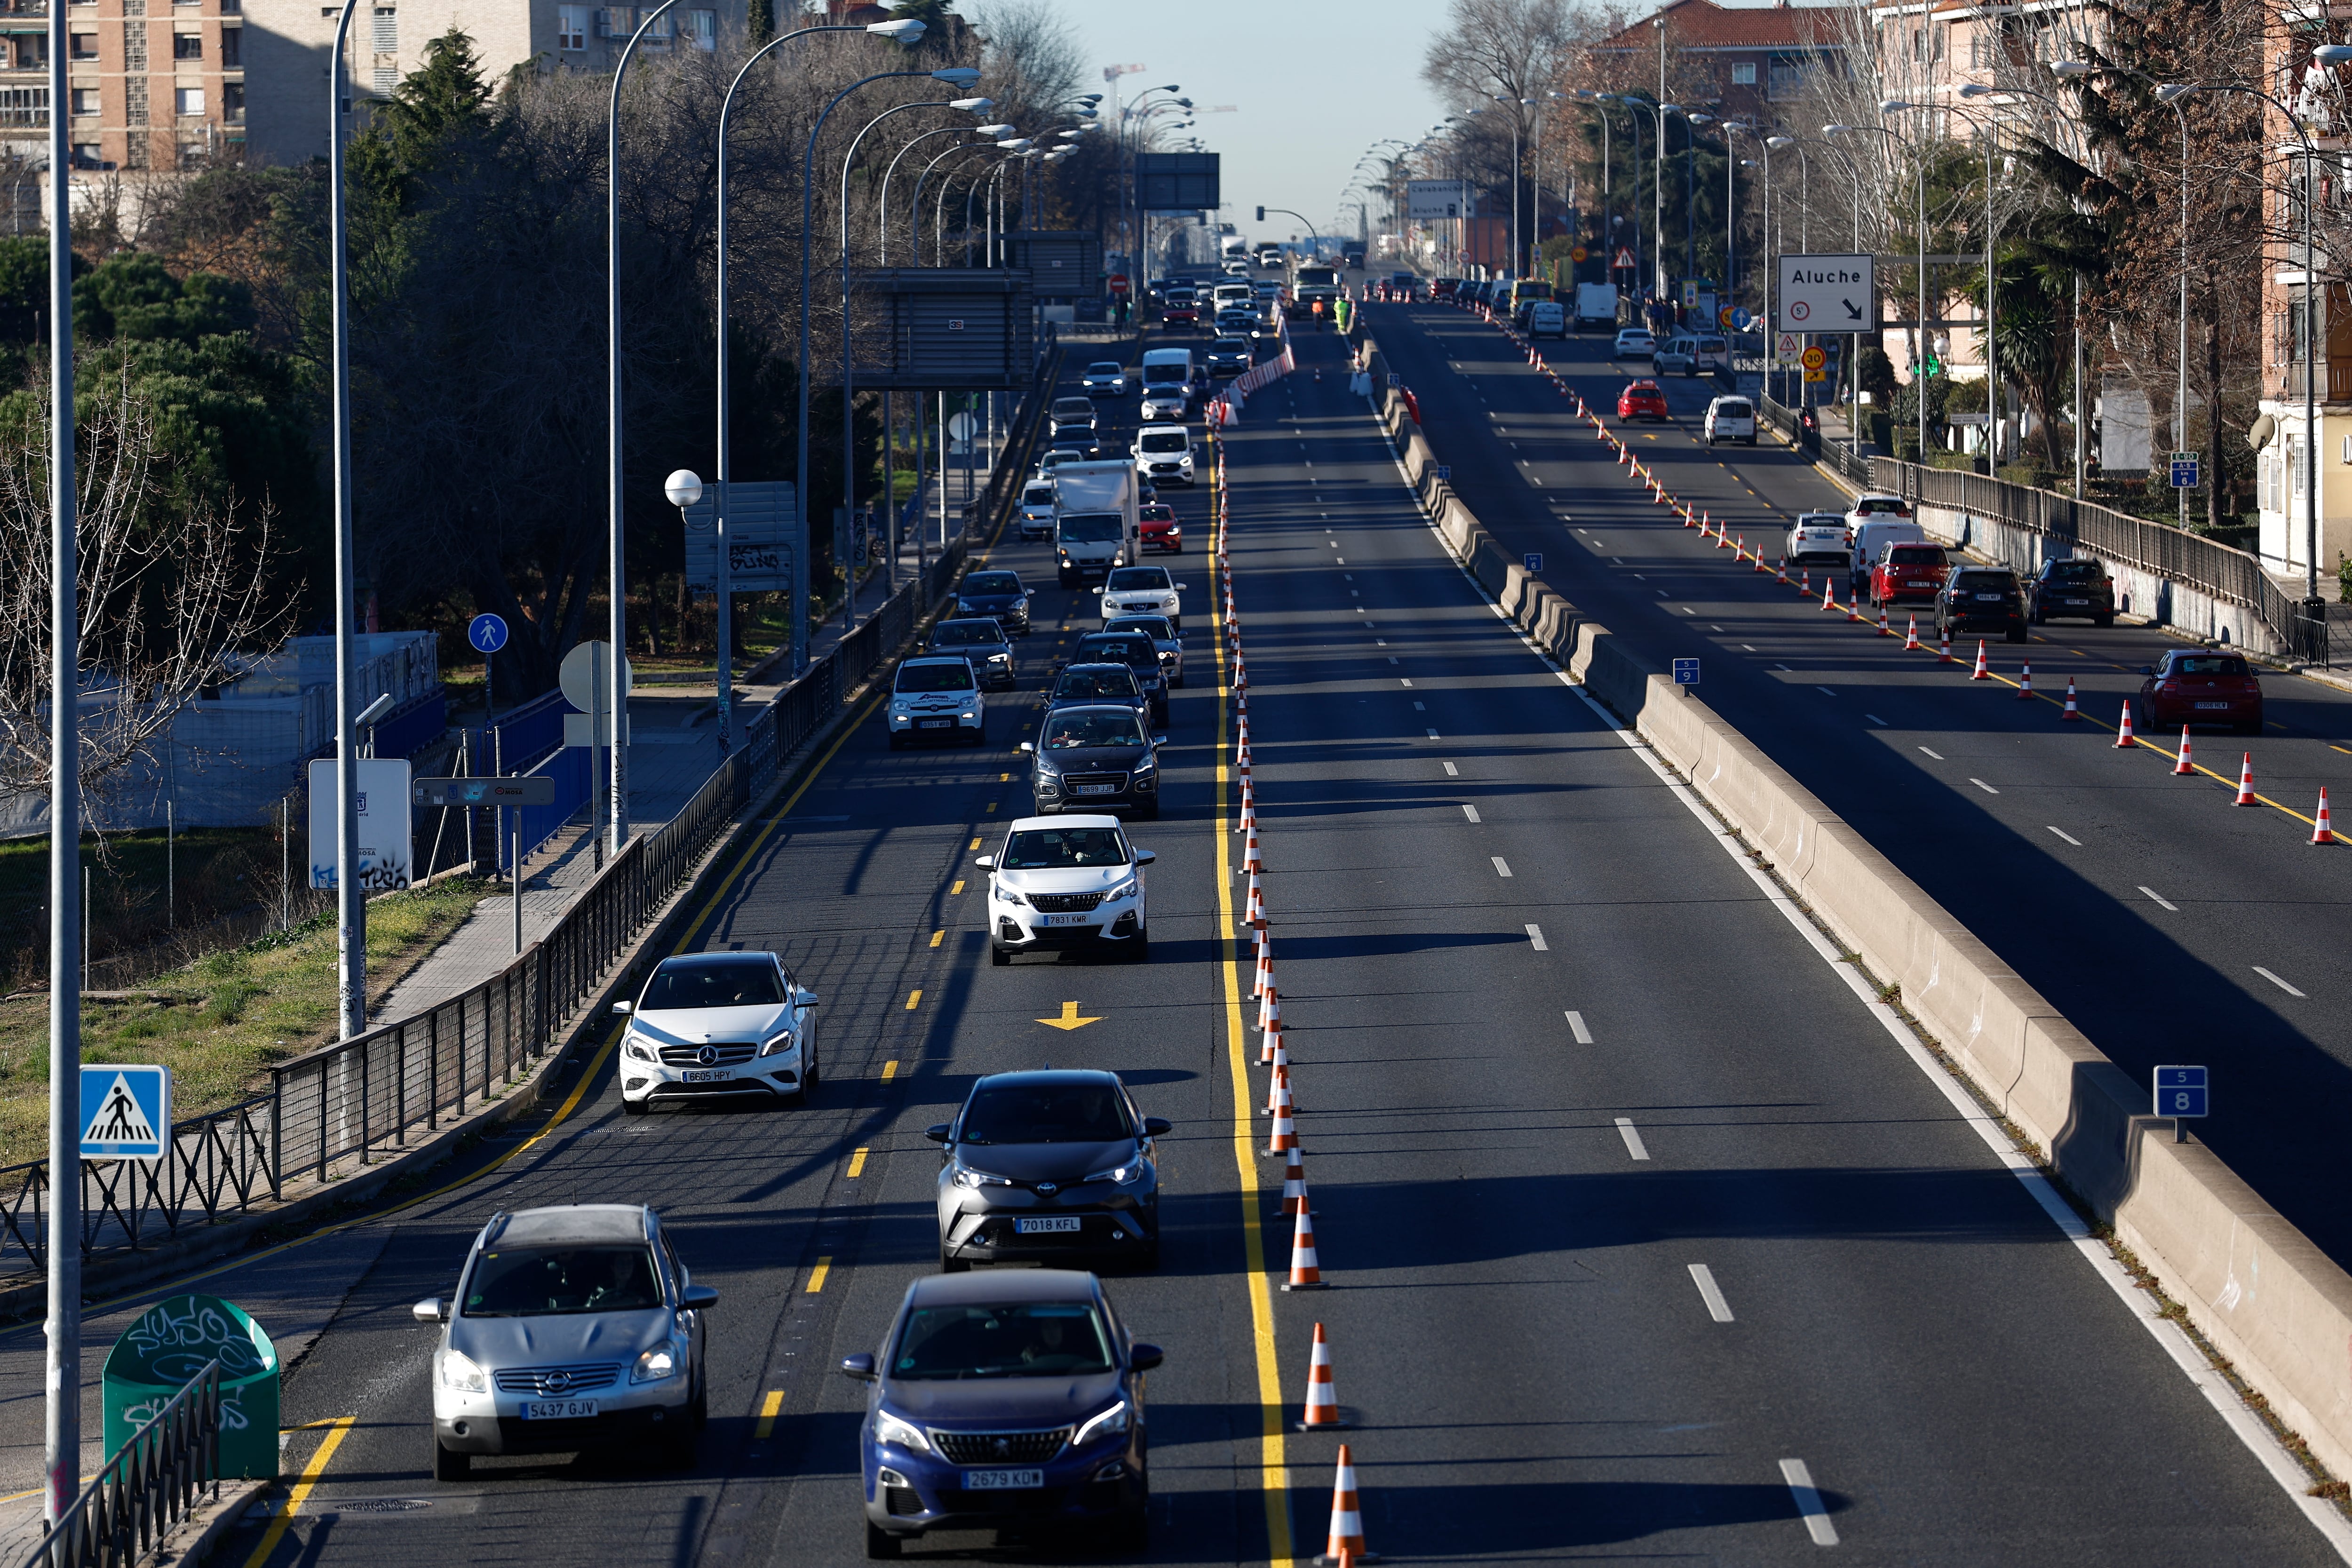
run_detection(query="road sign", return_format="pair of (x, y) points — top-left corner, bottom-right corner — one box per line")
(306, 757), (413, 891)
(81, 1064), (170, 1161)
(559, 641), (632, 715)
(413, 776), (558, 808)
(2153, 1065), (2209, 1138)
(1108, 274), (1130, 294)
(1776, 331), (1801, 364)
(1569, 246), (1588, 264)
(1673, 658), (1700, 687)
(1405, 179), (1470, 220)
(1611, 247), (1637, 271)
(2169, 451), (2201, 489)
(947, 412), (977, 442)
(1800, 346), (1827, 372)
(1804, 368), (1828, 383)
(467, 613), (508, 654)
(1777, 254), (1875, 332)
(682, 482), (796, 594)
(1523, 552), (1543, 573)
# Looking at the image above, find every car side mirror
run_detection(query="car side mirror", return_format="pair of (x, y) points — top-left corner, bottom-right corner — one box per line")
(973, 853), (996, 868)
(795, 989), (820, 1010)
(1176, 583), (1190, 591)
(1152, 734), (1168, 748)
(1128, 1343), (1165, 1373)
(1133, 850), (1156, 866)
(1018, 741), (1035, 755)
(841, 1353), (876, 1382)
(925, 1123), (953, 1144)
(681, 1283), (719, 1310)
(2142, 666), (2155, 677)
(1093, 586), (1104, 594)
(1142, 1116), (1172, 1137)
(412, 1298), (446, 1324)
(611, 1000), (632, 1017)
(1025, 589), (1036, 597)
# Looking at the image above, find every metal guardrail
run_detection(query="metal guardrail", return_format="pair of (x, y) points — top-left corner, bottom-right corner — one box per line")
(18, 1361), (219, 1568)
(1758, 392), (1874, 486)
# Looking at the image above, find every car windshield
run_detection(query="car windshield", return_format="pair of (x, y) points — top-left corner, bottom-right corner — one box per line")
(1059, 514), (1123, 544)
(1215, 338), (1248, 351)
(961, 1081), (1132, 1143)
(1053, 668), (1139, 702)
(1052, 399), (1092, 418)
(1138, 433), (1188, 454)
(1956, 574), (2014, 592)
(1021, 487), (1054, 508)
(640, 960), (783, 1010)
(2173, 656), (2249, 677)
(1087, 362), (1121, 376)
(934, 622), (1004, 648)
(1888, 546), (1946, 565)
(1041, 710), (1146, 748)
(1108, 568), (1171, 591)
(1078, 637), (1155, 667)
(1141, 365), (1184, 383)
(890, 1300), (1115, 1381)
(897, 662), (974, 693)
(2048, 561), (2105, 580)
(1716, 402), (1752, 417)
(1139, 505), (1176, 523)
(1106, 617), (1174, 640)
(463, 1245), (664, 1317)
(1857, 498), (1908, 515)
(1001, 827), (1129, 868)
(965, 572), (1020, 595)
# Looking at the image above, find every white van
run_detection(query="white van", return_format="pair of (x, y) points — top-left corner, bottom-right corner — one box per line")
(1703, 396), (1756, 446)
(1848, 516), (1929, 593)
(1526, 301), (1567, 339)
(1138, 347), (1196, 422)
(1018, 480), (1058, 541)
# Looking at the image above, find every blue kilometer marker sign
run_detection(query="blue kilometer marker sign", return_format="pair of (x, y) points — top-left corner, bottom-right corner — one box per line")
(1673, 658), (1701, 687)
(1523, 552), (1542, 573)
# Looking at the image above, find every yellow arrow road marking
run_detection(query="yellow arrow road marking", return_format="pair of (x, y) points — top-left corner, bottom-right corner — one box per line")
(1037, 1001), (1103, 1031)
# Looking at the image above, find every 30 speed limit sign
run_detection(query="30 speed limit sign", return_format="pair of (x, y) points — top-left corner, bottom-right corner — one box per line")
(1800, 345), (1827, 372)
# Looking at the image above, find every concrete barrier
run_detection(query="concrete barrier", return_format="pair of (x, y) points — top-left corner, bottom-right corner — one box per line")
(1354, 327), (2352, 1484)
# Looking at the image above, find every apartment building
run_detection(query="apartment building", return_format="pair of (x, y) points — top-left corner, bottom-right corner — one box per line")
(240, 1), (746, 167)
(1588, 0), (1847, 126)
(0, 0), (246, 176)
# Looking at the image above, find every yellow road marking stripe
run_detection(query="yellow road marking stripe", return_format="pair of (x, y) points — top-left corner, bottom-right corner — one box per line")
(240, 1415), (354, 1568)
(882, 1060), (898, 1081)
(806, 1257), (832, 1293)
(754, 1390), (784, 1440)
(969, 836), (982, 851)
(847, 1146), (869, 1179)
(905, 989), (922, 1010)
(929, 930), (944, 948)
(950, 879), (965, 896)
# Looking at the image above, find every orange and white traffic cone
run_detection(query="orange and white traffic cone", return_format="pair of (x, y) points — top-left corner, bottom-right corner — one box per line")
(1266, 1079), (1298, 1156)
(1244, 820), (1263, 876)
(1821, 580), (1836, 613)
(1939, 625), (1954, 662)
(1260, 1009), (1283, 1067)
(1295, 1322), (1350, 1430)
(1877, 605), (1892, 637)
(1244, 868), (1265, 928)
(1848, 592), (1866, 623)
(2061, 677), (2081, 718)
(1971, 640), (1990, 680)
(1266, 1059), (1293, 1117)
(1280, 1143), (1311, 1216)
(1257, 978), (1279, 1035)
(2235, 752), (2259, 805)
(2016, 662), (2033, 699)
(1904, 614), (1921, 651)
(1234, 652), (1248, 690)
(2316, 787), (2337, 844)
(1775, 559), (1789, 584)
(1281, 1202), (1323, 1290)
(1314, 1445), (1370, 1559)
(2174, 727), (2194, 774)
(2115, 700), (2137, 748)
(1798, 569), (1810, 597)
(1253, 928), (1271, 998)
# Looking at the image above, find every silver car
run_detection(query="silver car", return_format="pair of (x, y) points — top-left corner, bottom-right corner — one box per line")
(415, 1204), (715, 1479)
(614, 950), (821, 1110)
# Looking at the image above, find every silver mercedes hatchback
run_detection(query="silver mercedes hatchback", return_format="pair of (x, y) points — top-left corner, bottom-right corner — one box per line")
(413, 1204), (715, 1479)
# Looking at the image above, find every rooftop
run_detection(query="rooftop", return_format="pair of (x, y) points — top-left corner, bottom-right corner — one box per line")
(1593, 0), (1846, 52)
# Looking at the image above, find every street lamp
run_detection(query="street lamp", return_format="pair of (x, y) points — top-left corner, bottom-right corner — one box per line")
(1834, 118), (1919, 457)
(1888, 97), (2007, 468)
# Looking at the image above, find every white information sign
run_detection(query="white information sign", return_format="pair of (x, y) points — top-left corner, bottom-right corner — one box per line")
(307, 757), (414, 892)
(1776, 254), (1875, 332)
(1405, 180), (1471, 221)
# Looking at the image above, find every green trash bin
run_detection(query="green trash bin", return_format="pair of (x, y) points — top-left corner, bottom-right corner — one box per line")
(103, 1294), (279, 1479)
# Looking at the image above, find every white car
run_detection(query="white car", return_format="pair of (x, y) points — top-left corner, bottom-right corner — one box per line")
(1703, 396), (1757, 446)
(1080, 361), (1128, 397)
(1221, 257), (1251, 276)
(1132, 424), (1196, 486)
(977, 815), (1155, 963)
(1097, 564), (1185, 630)
(1785, 512), (1853, 570)
(1139, 387), (1189, 423)
(1845, 493), (1915, 535)
(1613, 327), (1655, 359)
(1526, 301), (1567, 339)
(886, 656), (987, 748)
(1018, 481), (1057, 541)
(1654, 334), (1700, 374)
(614, 951), (819, 1112)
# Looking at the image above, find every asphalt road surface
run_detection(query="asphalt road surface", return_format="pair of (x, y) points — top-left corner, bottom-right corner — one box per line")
(5, 307), (2341, 1566)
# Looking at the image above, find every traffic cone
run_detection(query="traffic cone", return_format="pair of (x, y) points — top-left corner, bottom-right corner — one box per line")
(1295, 1322), (1350, 1430)
(1280, 1143), (1311, 1216)
(2016, 662), (2033, 699)
(1904, 615), (1921, 651)
(1253, 928), (1271, 998)
(2316, 787), (2336, 844)
(1266, 1078), (1297, 1155)
(1281, 1205), (1324, 1289)
(1244, 868), (1265, 928)
(1244, 820), (1263, 875)
(1799, 569), (1810, 597)
(1257, 975), (1279, 1033)
(1877, 605), (1892, 637)
(1971, 640), (1990, 680)
(1775, 559), (1789, 584)
(1234, 652), (1248, 690)
(1939, 624), (1954, 662)
(2115, 700), (2137, 748)
(2235, 752), (2258, 805)
(1847, 593), (1866, 623)
(1313, 1445), (1370, 1558)
(2174, 727), (2194, 774)
(1266, 1059), (1292, 1117)
(1821, 580), (1836, 613)
(1260, 1008), (1283, 1067)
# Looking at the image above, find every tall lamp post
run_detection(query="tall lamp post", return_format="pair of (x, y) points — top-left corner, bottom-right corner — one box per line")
(1887, 98), (2003, 466)
(1831, 119), (1916, 457)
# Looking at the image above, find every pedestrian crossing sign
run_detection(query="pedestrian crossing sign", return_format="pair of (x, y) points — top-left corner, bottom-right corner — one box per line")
(80, 1064), (170, 1161)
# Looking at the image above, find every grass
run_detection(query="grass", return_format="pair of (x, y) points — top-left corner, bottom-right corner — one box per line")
(0, 875), (497, 1168)
(0, 828), (287, 997)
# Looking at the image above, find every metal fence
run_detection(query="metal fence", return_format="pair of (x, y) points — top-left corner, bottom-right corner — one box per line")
(1758, 392), (1873, 486)
(17, 1361), (219, 1568)
(1868, 457), (2326, 661)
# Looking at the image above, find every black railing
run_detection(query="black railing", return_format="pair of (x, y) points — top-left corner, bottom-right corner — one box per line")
(18, 1361), (219, 1568)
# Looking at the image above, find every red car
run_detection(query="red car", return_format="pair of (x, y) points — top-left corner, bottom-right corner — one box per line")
(1617, 379), (1668, 421)
(1162, 298), (1198, 326)
(1869, 542), (1951, 606)
(1139, 502), (1182, 553)
(2137, 649), (2264, 735)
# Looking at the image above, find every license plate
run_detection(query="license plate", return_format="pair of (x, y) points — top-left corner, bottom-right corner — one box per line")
(1042, 914), (1093, 926)
(683, 1068), (731, 1083)
(522, 1399), (598, 1420)
(1016, 1216), (1082, 1233)
(2065, 598), (2089, 605)
(1908, 581), (1935, 589)
(918, 719), (952, 729)
(2196, 701), (2230, 710)
(1072, 783), (1115, 795)
(964, 1468), (1045, 1490)
(1975, 594), (2003, 602)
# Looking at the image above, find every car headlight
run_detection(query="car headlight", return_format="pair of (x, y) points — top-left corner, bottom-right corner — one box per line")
(1085, 1159), (1142, 1185)
(1073, 1401), (1131, 1448)
(760, 1028), (795, 1058)
(439, 1349), (488, 1393)
(1104, 875), (1139, 901)
(625, 1033), (658, 1063)
(953, 1163), (1013, 1188)
(875, 1410), (933, 1454)
(995, 881), (1026, 906)
(956, 599), (976, 613)
(631, 1340), (681, 1384)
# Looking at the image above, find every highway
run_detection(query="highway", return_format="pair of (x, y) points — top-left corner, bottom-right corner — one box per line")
(1367, 298), (2352, 1270)
(5, 302), (2339, 1565)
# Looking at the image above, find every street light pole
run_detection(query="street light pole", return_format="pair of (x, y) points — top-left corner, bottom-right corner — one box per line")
(326, 0), (367, 1041)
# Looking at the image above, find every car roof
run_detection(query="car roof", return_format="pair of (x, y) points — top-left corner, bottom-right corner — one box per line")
(1137, 423), (1189, 435)
(1055, 665), (1136, 680)
(900, 654), (972, 668)
(1009, 813), (1121, 831)
(490, 1204), (651, 1247)
(905, 1266), (1102, 1310)
(1796, 514), (1844, 526)
(1086, 361), (1121, 371)
(1626, 379), (1661, 389)
(659, 950), (775, 971)
(935, 617), (1006, 634)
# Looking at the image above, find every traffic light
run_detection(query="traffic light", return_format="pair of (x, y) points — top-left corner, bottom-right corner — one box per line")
(1256, 206), (1265, 222)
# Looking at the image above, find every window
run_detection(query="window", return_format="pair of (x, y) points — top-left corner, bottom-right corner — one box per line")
(1769, 57), (1807, 98)
(370, 65), (393, 93)
(370, 5), (394, 53)
(0, 85), (44, 127)
(12, 33), (44, 68)
(173, 84), (201, 115)
(685, 8), (713, 48)
(1934, 22), (1946, 61)
(556, 3), (586, 49)
(70, 141), (101, 167)
(1731, 61), (1755, 85)
(69, 86), (95, 115)
(172, 31), (199, 60)
(219, 25), (236, 65)
(222, 80), (240, 122)
(220, 0), (238, 11)
(67, 30), (94, 59)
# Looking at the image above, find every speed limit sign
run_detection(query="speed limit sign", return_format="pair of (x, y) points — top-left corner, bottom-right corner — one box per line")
(1800, 345), (1827, 372)
(1569, 246), (1588, 263)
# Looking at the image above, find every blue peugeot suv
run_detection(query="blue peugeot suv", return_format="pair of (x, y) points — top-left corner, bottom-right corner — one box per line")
(841, 1269), (1160, 1557)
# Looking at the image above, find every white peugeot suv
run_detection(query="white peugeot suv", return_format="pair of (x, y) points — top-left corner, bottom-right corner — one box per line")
(886, 656), (987, 748)
(613, 950), (820, 1113)
(977, 815), (1155, 964)
(1096, 565), (1186, 630)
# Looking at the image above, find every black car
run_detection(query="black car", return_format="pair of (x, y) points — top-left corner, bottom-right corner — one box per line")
(1935, 565), (2029, 644)
(2026, 557), (2117, 626)
(1071, 631), (1167, 722)
(1205, 337), (1252, 378)
(1049, 397), (1099, 454)
(1103, 614), (1183, 689)
(1021, 704), (1164, 818)
(1046, 662), (1148, 724)
(953, 569), (1034, 634)
(928, 618), (1016, 689)
(926, 1070), (1169, 1271)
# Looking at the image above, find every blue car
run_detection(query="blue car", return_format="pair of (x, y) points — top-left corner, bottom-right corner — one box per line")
(842, 1269), (1160, 1557)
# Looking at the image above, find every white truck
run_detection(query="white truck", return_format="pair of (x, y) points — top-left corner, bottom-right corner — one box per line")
(1575, 282), (1619, 330)
(1051, 461), (1141, 589)
(1219, 234), (1250, 263)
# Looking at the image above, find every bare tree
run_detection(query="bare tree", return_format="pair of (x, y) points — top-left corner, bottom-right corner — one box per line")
(965, 0), (1084, 136)
(1424, 0), (1583, 273)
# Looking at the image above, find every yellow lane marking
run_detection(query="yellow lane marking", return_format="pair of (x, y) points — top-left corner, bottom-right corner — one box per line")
(806, 1257), (832, 1293)
(986, 802), (998, 812)
(882, 1060), (898, 1081)
(950, 879), (966, 896)
(240, 1415), (355, 1568)
(281, 1418), (348, 1432)
(969, 837), (982, 850)
(754, 1390), (785, 1440)
(1210, 439), (1293, 1568)
(2334, 745), (2352, 758)
(905, 989), (923, 1010)
(1000, 772), (1011, 782)
(929, 930), (944, 948)
(1036, 1001), (1103, 1031)
(847, 1147), (869, 1179)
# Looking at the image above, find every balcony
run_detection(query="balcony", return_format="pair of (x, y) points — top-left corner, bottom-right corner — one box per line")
(2274, 359), (2352, 403)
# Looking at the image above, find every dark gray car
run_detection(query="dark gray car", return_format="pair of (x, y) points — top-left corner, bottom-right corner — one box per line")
(1021, 704), (1164, 818)
(928, 618), (1016, 689)
(926, 1070), (1169, 1272)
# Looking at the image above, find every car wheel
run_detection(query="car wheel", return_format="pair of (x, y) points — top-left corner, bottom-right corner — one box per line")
(623, 1096), (649, 1116)
(991, 943), (1011, 967)
(692, 1377), (710, 1431)
(1130, 927), (1152, 961)
(666, 1418), (698, 1469)
(1112, 1480), (1151, 1552)
(866, 1522), (905, 1560)
(2095, 613), (2115, 628)
(2006, 626), (2028, 645)
(887, 733), (904, 751)
(939, 1247), (971, 1274)
(432, 1436), (470, 1482)
(802, 1046), (818, 1095)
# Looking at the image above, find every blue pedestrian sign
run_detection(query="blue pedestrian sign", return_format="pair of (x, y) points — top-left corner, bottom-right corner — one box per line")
(1523, 552), (1543, 573)
(2153, 1064), (2208, 1120)
(1433, 464), (1452, 481)
(2168, 452), (2200, 490)
(1673, 658), (1701, 687)
(467, 613), (509, 654)
(80, 1064), (171, 1161)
